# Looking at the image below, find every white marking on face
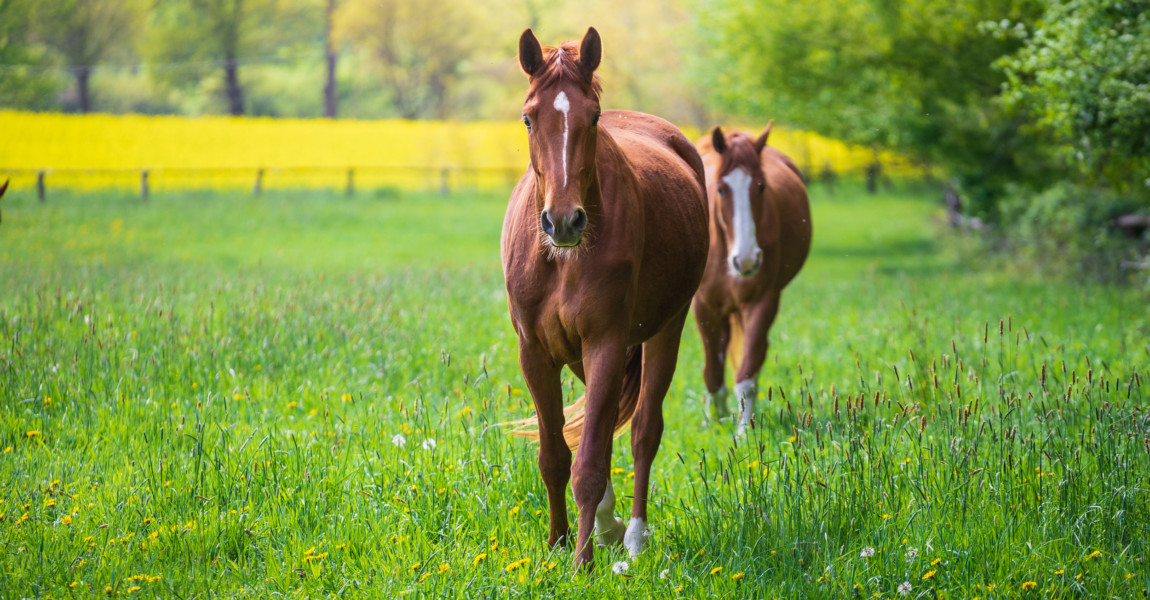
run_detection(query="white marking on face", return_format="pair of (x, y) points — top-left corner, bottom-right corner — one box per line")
(553, 91), (570, 187)
(721, 168), (760, 275)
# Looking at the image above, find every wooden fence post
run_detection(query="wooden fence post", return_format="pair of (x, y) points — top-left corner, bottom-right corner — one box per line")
(346, 168), (354, 197)
(140, 170), (149, 201)
(37, 171), (45, 202)
(254, 168), (264, 195)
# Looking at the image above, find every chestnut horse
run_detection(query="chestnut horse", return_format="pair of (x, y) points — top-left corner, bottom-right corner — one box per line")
(692, 125), (812, 436)
(502, 28), (708, 568)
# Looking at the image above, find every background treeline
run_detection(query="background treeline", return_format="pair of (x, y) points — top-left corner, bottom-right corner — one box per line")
(1, 0), (1147, 276)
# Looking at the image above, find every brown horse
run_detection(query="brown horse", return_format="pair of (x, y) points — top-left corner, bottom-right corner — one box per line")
(692, 125), (812, 436)
(502, 27), (708, 568)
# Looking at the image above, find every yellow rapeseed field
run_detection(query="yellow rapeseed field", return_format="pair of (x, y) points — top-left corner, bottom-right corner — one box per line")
(0, 111), (908, 192)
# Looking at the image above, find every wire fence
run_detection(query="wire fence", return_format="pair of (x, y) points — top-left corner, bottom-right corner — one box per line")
(0, 165), (528, 200)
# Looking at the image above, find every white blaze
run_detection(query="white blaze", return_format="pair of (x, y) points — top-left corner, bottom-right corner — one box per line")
(721, 167), (758, 273)
(553, 91), (570, 187)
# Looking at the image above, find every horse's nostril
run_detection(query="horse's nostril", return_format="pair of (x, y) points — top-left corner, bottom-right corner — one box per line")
(572, 208), (587, 233)
(540, 210), (555, 236)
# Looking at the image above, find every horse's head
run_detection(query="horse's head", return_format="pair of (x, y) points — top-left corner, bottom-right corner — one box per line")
(710, 123), (773, 277)
(518, 27), (603, 251)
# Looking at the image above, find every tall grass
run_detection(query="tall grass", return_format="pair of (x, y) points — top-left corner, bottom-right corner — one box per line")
(0, 183), (1146, 598)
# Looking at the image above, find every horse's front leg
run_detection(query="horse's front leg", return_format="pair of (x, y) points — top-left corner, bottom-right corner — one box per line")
(734, 292), (781, 436)
(518, 343), (571, 547)
(692, 296), (731, 423)
(571, 338), (627, 569)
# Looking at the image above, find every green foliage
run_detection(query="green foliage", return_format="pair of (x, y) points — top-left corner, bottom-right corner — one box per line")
(0, 0), (62, 109)
(995, 0), (1150, 191)
(0, 186), (1147, 597)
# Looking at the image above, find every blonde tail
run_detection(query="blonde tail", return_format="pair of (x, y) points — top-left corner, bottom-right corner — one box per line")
(503, 346), (643, 450)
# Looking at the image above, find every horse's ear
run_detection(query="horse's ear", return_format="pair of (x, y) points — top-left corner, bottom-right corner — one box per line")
(754, 120), (774, 154)
(578, 27), (602, 79)
(519, 29), (544, 77)
(711, 126), (727, 154)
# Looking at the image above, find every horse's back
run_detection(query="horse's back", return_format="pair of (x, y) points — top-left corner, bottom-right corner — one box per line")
(602, 110), (706, 197)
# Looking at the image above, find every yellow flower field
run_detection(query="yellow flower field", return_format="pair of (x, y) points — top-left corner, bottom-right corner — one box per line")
(0, 111), (909, 192)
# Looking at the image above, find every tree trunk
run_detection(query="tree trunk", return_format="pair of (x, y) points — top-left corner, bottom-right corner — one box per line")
(225, 56), (244, 116)
(73, 66), (92, 113)
(324, 0), (338, 118)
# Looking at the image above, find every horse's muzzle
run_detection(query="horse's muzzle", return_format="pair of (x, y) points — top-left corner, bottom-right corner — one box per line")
(541, 207), (587, 247)
(730, 248), (762, 277)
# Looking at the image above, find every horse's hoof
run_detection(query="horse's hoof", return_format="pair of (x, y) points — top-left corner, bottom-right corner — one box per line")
(594, 516), (626, 546)
(624, 518), (651, 557)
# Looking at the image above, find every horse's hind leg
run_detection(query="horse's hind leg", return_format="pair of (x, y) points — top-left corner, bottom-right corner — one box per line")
(626, 309), (689, 557)
(518, 344), (572, 547)
(692, 297), (731, 422)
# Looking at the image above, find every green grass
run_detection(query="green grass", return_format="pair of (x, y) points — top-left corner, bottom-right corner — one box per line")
(1, 183), (1147, 598)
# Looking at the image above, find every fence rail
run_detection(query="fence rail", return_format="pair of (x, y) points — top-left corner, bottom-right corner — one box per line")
(0, 165), (528, 200)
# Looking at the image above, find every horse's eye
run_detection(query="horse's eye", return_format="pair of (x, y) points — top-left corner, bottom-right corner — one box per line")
(718, 187), (726, 197)
(592, 111), (600, 127)
(523, 115), (532, 131)
(758, 182), (766, 193)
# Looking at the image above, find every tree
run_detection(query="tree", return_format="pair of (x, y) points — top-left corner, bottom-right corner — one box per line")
(698, 0), (1048, 208)
(324, 0), (338, 118)
(0, 0), (59, 109)
(996, 0), (1150, 193)
(334, 0), (481, 119)
(30, 0), (144, 113)
(147, 0), (294, 116)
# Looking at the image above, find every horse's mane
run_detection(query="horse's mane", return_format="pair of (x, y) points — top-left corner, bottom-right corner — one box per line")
(531, 42), (603, 100)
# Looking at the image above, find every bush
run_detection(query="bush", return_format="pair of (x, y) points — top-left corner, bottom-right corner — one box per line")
(993, 182), (1148, 282)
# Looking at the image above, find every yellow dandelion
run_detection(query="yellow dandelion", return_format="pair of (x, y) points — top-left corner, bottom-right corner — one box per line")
(61, 515), (72, 526)
(931, 558), (941, 566)
(922, 570), (936, 580)
(732, 572), (745, 580)
(787, 435), (796, 443)
(25, 430), (40, 438)
(456, 406), (471, 418)
(46, 498), (56, 507)
(473, 552), (487, 565)
(341, 393), (352, 402)
(128, 586), (141, 592)
(1054, 570), (1063, 575)
(508, 506), (520, 516)
(1086, 550), (1101, 560)
(3, 446), (11, 453)
(233, 394), (243, 401)
(411, 562), (421, 571)
(611, 467), (625, 475)
(882, 514), (891, 519)
(1021, 581), (1036, 591)
(544, 561), (557, 572)
(437, 562), (450, 574)
(674, 586), (683, 593)
(69, 582), (78, 588)
(710, 566), (723, 575)
(419, 572), (431, 582)
(489, 537), (499, 550)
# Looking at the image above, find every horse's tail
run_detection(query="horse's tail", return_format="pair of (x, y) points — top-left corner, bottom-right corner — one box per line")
(726, 313), (745, 372)
(505, 345), (644, 450)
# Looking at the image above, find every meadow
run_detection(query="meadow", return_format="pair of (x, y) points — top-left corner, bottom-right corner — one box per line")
(0, 182), (1147, 598)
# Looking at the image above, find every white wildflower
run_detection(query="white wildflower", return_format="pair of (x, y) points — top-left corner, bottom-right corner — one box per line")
(904, 546), (918, 561)
(612, 561), (629, 574)
(392, 434), (406, 447)
(659, 569), (670, 579)
(860, 547), (875, 558)
(422, 438), (437, 451)
(897, 581), (912, 595)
